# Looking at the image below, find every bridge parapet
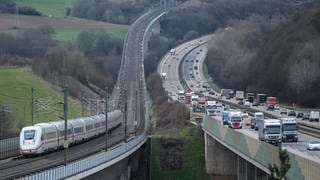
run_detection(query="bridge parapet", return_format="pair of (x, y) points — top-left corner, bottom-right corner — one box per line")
(203, 116), (320, 180)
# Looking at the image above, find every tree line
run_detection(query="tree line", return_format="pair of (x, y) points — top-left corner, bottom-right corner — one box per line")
(0, 0), (41, 16)
(72, 0), (156, 25)
(0, 26), (123, 99)
(205, 2), (320, 107)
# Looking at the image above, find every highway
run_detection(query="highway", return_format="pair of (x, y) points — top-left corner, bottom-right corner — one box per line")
(158, 35), (320, 165)
(157, 35), (212, 100)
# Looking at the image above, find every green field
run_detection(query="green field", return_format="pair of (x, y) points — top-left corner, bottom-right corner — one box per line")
(0, 67), (82, 133)
(1, 28), (128, 44)
(53, 28), (128, 43)
(15, 0), (76, 18)
(151, 127), (210, 180)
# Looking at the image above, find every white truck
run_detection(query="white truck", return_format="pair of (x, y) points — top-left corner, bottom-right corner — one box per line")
(235, 90), (244, 100)
(280, 117), (298, 142)
(205, 101), (218, 116)
(310, 111), (320, 122)
(257, 119), (282, 145)
(178, 91), (185, 101)
(251, 112), (264, 130)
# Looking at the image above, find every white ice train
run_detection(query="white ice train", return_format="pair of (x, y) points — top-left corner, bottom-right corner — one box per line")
(19, 110), (123, 155)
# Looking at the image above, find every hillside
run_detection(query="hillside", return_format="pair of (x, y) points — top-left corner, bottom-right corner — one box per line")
(0, 67), (83, 138)
(248, 3), (320, 107)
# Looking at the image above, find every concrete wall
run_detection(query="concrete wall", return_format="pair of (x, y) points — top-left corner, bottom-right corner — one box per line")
(205, 133), (237, 179)
(85, 139), (150, 180)
(205, 132), (268, 180)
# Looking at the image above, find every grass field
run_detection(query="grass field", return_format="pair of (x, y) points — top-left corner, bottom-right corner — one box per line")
(151, 126), (210, 180)
(15, 0), (76, 18)
(0, 28), (128, 44)
(53, 28), (128, 43)
(0, 67), (82, 134)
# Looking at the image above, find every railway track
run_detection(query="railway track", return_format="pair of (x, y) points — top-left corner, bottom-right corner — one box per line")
(0, 127), (124, 180)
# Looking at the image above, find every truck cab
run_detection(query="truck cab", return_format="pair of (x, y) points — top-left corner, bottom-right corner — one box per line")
(280, 117), (298, 142)
(257, 119), (282, 145)
(178, 91), (185, 101)
(228, 111), (242, 129)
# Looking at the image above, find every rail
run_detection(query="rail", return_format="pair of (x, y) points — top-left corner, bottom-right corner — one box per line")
(20, 132), (148, 180)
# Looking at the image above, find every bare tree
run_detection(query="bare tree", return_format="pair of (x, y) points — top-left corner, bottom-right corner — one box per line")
(288, 39), (320, 95)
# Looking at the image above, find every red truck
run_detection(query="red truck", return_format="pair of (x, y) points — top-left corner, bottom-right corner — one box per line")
(184, 93), (192, 104)
(267, 97), (277, 106)
(194, 97), (206, 112)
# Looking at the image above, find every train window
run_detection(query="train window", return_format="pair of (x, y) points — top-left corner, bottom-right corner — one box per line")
(86, 125), (93, 130)
(101, 122), (106, 126)
(74, 127), (84, 133)
(68, 129), (72, 135)
(24, 130), (35, 140)
(46, 132), (57, 139)
(94, 123), (100, 128)
(41, 134), (44, 141)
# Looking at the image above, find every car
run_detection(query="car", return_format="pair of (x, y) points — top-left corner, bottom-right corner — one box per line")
(244, 119), (251, 126)
(196, 60), (199, 63)
(267, 104), (275, 111)
(244, 100), (250, 107)
(280, 110), (287, 115)
(238, 100), (244, 105)
(296, 112), (304, 118)
(241, 112), (249, 119)
(302, 114), (310, 120)
(209, 91), (215, 95)
(252, 101), (259, 106)
(307, 139), (320, 150)
(288, 110), (296, 116)
(186, 60), (189, 62)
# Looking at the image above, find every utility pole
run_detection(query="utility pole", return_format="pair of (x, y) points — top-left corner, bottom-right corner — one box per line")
(124, 90), (127, 143)
(31, 88), (34, 125)
(80, 91), (84, 117)
(135, 91), (138, 136)
(63, 86), (68, 166)
(105, 88), (108, 151)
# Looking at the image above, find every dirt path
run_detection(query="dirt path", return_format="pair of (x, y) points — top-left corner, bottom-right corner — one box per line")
(0, 13), (129, 30)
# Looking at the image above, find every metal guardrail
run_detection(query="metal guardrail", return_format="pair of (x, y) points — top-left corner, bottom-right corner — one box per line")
(0, 137), (19, 160)
(20, 132), (148, 180)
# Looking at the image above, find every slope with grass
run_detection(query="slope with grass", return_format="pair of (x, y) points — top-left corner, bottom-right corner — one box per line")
(0, 67), (82, 135)
(151, 126), (210, 180)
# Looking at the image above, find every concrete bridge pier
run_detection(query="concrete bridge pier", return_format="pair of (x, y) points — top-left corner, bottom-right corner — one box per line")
(205, 133), (237, 180)
(205, 133), (268, 180)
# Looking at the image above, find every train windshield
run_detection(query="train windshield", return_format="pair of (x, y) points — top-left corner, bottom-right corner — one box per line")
(24, 130), (36, 140)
